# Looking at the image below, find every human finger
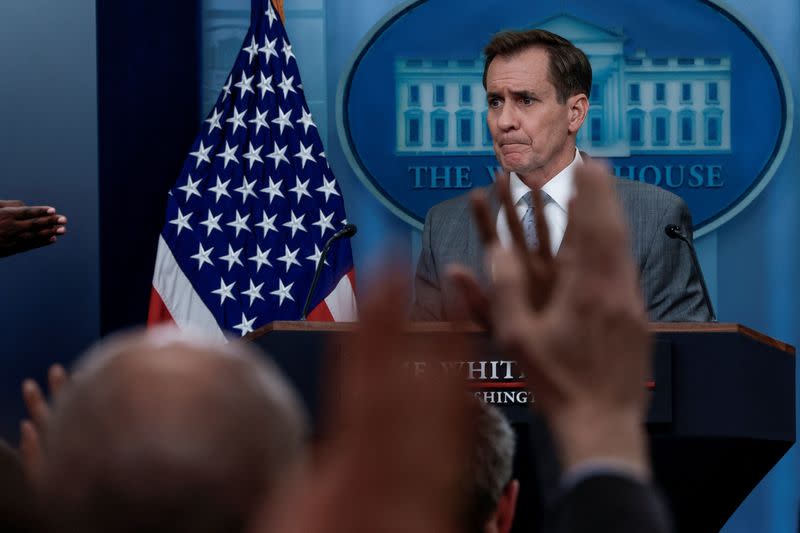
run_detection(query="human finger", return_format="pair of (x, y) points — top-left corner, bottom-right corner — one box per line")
(331, 270), (409, 443)
(48, 364), (69, 398)
(0, 200), (25, 208)
(446, 264), (491, 328)
(19, 420), (44, 481)
(10, 206), (56, 220)
(22, 379), (50, 431)
(530, 187), (552, 261)
(20, 214), (64, 232)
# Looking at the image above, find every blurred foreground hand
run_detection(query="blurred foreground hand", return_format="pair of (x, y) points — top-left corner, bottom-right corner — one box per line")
(450, 160), (652, 478)
(19, 364), (68, 480)
(252, 272), (478, 533)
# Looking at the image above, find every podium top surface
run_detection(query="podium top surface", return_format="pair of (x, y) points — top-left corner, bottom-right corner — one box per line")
(248, 321), (795, 355)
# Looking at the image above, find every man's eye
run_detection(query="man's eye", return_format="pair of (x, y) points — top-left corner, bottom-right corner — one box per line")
(522, 96), (534, 105)
(488, 98), (501, 108)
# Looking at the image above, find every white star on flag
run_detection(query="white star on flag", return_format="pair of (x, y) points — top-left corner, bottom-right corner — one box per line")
(211, 279), (236, 304)
(312, 209), (335, 237)
(282, 210), (307, 238)
(294, 142), (316, 168)
(259, 37), (279, 62)
(221, 75), (232, 100)
(169, 208), (193, 235)
(178, 174), (203, 201)
(270, 279), (295, 306)
(219, 244), (244, 271)
(315, 177), (340, 202)
(200, 210), (223, 236)
(265, 1), (278, 28)
(277, 244), (301, 272)
(242, 280), (265, 306)
(208, 176), (232, 203)
(306, 244), (329, 268)
(277, 72), (296, 98)
(255, 211), (278, 237)
(297, 108), (316, 134)
(243, 142), (264, 169)
(216, 142), (239, 168)
(289, 177), (311, 202)
(149, 0), (357, 337)
(226, 107), (247, 134)
(242, 36), (259, 64)
(249, 108), (269, 133)
(267, 142), (289, 168)
(206, 108), (223, 132)
(271, 107), (293, 134)
(234, 313), (257, 336)
(189, 141), (212, 167)
(260, 177), (284, 203)
(226, 210), (252, 237)
(235, 176), (258, 202)
(191, 243), (215, 270)
(282, 39), (295, 63)
(249, 245), (272, 272)
(235, 72), (255, 97)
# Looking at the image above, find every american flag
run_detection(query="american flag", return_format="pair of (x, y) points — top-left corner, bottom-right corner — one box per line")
(148, 0), (357, 340)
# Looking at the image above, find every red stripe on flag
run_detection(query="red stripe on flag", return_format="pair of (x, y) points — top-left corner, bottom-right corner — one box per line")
(147, 286), (175, 326)
(307, 301), (334, 321)
(347, 269), (357, 294)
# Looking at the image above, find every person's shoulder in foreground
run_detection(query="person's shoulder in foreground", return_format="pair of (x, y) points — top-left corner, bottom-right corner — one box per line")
(553, 472), (672, 533)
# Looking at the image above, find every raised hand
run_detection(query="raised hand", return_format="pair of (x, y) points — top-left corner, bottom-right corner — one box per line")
(448, 170), (556, 326)
(252, 272), (477, 533)
(20, 364), (68, 480)
(0, 200), (67, 258)
(456, 160), (652, 477)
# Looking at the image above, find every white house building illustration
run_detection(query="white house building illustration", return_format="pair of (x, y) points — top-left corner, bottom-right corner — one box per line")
(394, 14), (731, 156)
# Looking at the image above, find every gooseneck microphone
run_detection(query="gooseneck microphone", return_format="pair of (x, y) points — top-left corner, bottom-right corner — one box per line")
(301, 224), (358, 320)
(664, 224), (717, 322)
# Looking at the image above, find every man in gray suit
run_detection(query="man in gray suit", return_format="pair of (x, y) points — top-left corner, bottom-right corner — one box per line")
(412, 29), (710, 322)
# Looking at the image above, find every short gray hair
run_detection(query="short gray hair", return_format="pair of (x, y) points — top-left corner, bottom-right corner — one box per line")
(40, 326), (308, 533)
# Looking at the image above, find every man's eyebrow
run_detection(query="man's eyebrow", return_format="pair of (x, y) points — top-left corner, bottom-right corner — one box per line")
(510, 89), (537, 98)
(486, 89), (537, 99)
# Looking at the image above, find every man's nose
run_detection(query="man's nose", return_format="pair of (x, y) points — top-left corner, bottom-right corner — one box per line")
(496, 103), (518, 131)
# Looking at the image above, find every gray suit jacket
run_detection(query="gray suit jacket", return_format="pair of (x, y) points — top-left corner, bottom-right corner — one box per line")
(412, 178), (711, 322)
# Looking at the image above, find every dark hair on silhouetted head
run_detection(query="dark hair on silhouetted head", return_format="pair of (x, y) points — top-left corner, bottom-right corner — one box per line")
(482, 28), (592, 103)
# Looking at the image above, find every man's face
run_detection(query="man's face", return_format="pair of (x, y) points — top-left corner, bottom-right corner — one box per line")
(485, 47), (579, 182)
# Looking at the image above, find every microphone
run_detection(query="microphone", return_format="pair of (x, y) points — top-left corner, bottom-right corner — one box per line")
(301, 224), (358, 320)
(664, 224), (716, 321)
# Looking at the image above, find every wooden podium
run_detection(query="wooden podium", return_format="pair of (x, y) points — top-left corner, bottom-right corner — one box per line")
(248, 322), (795, 533)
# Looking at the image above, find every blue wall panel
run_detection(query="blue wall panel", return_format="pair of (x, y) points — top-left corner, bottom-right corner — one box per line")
(0, 0), (99, 439)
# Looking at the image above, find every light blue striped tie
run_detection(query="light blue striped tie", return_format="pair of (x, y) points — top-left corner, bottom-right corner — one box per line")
(522, 191), (538, 250)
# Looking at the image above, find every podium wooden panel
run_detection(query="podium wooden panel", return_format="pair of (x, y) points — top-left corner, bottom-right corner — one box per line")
(248, 322), (795, 533)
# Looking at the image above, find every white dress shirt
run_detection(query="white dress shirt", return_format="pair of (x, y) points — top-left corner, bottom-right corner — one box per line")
(496, 149), (582, 255)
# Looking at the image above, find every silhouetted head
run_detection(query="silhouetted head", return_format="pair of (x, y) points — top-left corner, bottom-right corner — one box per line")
(39, 326), (308, 533)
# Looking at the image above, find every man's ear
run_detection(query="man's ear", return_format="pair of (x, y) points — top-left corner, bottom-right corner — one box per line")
(567, 93), (589, 134)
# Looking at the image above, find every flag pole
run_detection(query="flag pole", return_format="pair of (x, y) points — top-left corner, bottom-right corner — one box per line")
(273, 0), (285, 24)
